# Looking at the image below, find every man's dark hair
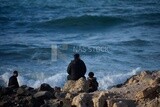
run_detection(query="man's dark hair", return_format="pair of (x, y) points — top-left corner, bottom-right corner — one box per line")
(74, 53), (80, 59)
(88, 72), (94, 77)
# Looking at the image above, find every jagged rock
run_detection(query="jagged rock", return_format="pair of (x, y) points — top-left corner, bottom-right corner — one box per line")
(145, 98), (160, 107)
(54, 86), (65, 99)
(127, 78), (136, 85)
(20, 85), (34, 91)
(125, 71), (154, 86)
(23, 96), (35, 107)
(150, 77), (160, 86)
(55, 91), (67, 99)
(65, 93), (73, 99)
(34, 91), (53, 100)
(54, 87), (61, 92)
(17, 87), (26, 95)
(44, 99), (63, 107)
(17, 86), (33, 96)
(0, 101), (7, 107)
(113, 101), (128, 107)
(40, 104), (50, 107)
(72, 93), (92, 107)
(0, 70), (160, 107)
(26, 86), (34, 91)
(63, 80), (75, 92)
(71, 92), (108, 107)
(46, 99), (71, 107)
(0, 101), (13, 107)
(92, 92), (107, 107)
(107, 99), (115, 107)
(65, 92), (78, 100)
(33, 91), (53, 107)
(140, 71), (151, 78)
(63, 77), (89, 93)
(39, 83), (54, 92)
(0, 87), (13, 95)
(136, 85), (159, 99)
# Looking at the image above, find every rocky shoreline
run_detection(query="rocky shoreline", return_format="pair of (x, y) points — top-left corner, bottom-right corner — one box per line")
(0, 70), (160, 107)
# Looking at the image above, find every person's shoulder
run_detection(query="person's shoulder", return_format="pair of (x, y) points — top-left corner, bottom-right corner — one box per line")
(70, 60), (75, 63)
(93, 77), (97, 81)
(87, 77), (96, 80)
(80, 59), (84, 62)
(87, 77), (91, 80)
(69, 60), (74, 63)
(79, 59), (85, 63)
(69, 60), (75, 65)
(10, 75), (14, 78)
(9, 76), (15, 80)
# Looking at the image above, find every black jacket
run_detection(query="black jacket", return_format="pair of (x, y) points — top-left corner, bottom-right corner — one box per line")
(67, 59), (86, 80)
(87, 77), (98, 92)
(8, 76), (19, 88)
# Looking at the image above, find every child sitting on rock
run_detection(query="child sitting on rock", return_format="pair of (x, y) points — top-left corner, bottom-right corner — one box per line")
(87, 72), (99, 92)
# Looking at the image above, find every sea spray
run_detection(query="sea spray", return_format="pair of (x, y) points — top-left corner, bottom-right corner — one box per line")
(97, 67), (141, 90)
(0, 67), (141, 90)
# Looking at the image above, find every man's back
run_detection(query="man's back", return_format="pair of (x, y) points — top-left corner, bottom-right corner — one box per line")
(67, 59), (86, 80)
(8, 76), (19, 88)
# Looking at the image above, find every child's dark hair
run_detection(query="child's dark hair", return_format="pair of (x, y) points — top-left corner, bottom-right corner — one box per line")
(88, 72), (94, 77)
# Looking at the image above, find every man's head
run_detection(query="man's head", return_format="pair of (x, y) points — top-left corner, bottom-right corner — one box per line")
(13, 71), (18, 77)
(74, 53), (80, 60)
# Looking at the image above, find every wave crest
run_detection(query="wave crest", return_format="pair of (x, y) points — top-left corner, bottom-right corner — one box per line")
(36, 15), (127, 28)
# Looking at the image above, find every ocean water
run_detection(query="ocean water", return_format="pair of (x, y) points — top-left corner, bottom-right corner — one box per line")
(0, 0), (160, 90)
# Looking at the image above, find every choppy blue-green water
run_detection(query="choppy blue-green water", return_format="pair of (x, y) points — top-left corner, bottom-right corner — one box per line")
(0, 0), (160, 89)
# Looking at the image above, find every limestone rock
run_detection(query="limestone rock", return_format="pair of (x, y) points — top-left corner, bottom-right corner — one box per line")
(0, 101), (12, 107)
(33, 91), (54, 106)
(34, 91), (53, 100)
(145, 98), (160, 107)
(72, 93), (92, 107)
(39, 83), (54, 92)
(113, 101), (128, 107)
(107, 99), (115, 107)
(65, 92), (77, 100)
(136, 85), (159, 99)
(150, 77), (160, 86)
(140, 71), (151, 78)
(63, 80), (75, 92)
(17, 87), (26, 95)
(92, 92), (107, 107)
(63, 77), (89, 93)
(55, 92), (67, 99)
(71, 92), (108, 107)
(43, 99), (63, 107)
(126, 78), (139, 85)
(0, 87), (13, 95)
(25, 86), (34, 91)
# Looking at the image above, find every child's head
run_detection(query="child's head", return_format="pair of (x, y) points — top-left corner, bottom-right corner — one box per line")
(88, 72), (94, 78)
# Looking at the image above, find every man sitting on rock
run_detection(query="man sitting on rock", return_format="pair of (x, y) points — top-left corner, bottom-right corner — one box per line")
(67, 53), (86, 80)
(8, 71), (19, 89)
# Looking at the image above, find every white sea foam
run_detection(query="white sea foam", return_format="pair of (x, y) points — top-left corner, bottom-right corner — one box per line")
(98, 67), (141, 90)
(1, 72), (11, 86)
(0, 72), (67, 88)
(0, 67), (141, 90)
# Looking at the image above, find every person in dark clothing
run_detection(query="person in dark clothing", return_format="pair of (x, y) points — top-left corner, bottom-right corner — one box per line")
(87, 72), (98, 92)
(67, 53), (86, 80)
(8, 71), (19, 89)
